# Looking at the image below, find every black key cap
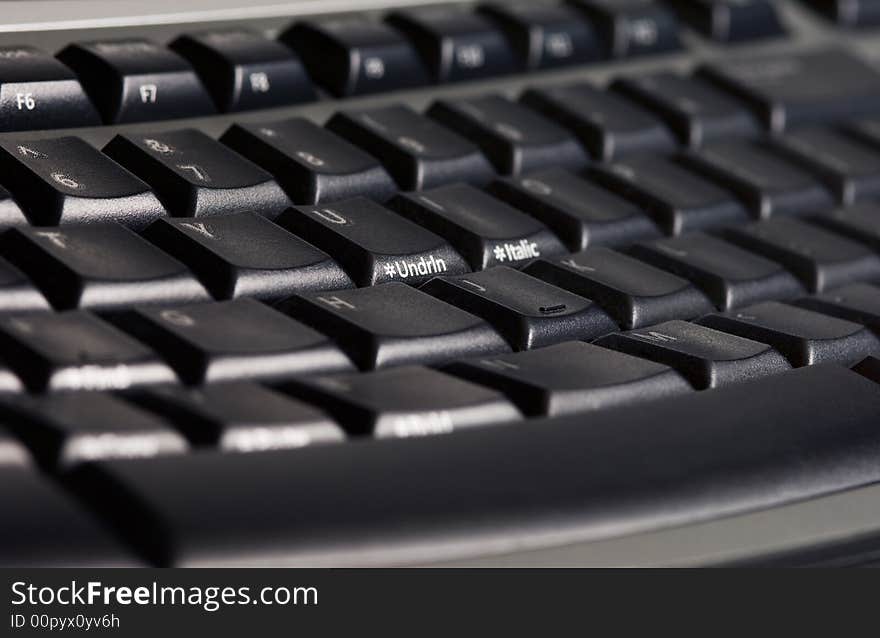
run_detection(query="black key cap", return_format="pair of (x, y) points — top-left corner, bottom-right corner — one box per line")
(446, 341), (690, 417)
(221, 118), (396, 205)
(795, 283), (880, 333)
(281, 19), (428, 97)
(386, 7), (519, 83)
(0, 223), (209, 311)
(281, 283), (510, 370)
(803, 0), (880, 26)
(854, 356), (880, 384)
(596, 319), (791, 389)
(478, 2), (602, 70)
(569, 0), (682, 58)
(0, 311), (177, 393)
(170, 29), (315, 112)
(0, 136), (166, 229)
(811, 202), (880, 251)
(73, 364), (880, 566)
(592, 155), (751, 235)
(0, 185), (28, 229)
(388, 184), (566, 270)
(130, 382), (344, 452)
(0, 45), (100, 131)
(426, 95), (588, 175)
(630, 233), (805, 311)
(520, 84), (676, 162)
(57, 39), (215, 123)
(421, 266), (617, 350)
(611, 73), (759, 148)
(1, 466), (138, 566)
(699, 49), (880, 133)
(489, 169), (661, 251)
(1, 392), (187, 469)
(286, 366), (520, 438)
(143, 212), (351, 301)
(723, 218), (880, 293)
(277, 198), (468, 287)
(525, 247), (713, 329)
(669, 0), (785, 42)
(327, 105), (496, 190)
(0, 256), (50, 313)
(119, 298), (353, 385)
(104, 129), (292, 219)
(700, 301), (880, 367)
(680, 140), (835, 219)
(0, 425), (30, 466)
(772, 128), (880, 205)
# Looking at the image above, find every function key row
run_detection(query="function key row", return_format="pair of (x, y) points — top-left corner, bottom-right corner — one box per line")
(0, 1), (799, 132)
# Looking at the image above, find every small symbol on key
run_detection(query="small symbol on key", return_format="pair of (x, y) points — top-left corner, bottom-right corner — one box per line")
(493, 245), (508, 262)
(176, 164), (211, 182)
(383, 263), (397, 279)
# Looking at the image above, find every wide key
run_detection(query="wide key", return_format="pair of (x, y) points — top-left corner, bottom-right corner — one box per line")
(421, 266), (617, 350)
(104, 129), (292, 219)
(389, 184), (566, 270)
(596, 319), (791, 389)
(281, 283), (510, 370)
(283, 366), (521, 438)
(699, 301), (880, 367)
(0, 136), (166, 229)
(143, 212), (352, 301)
(525, 247), (713, 329)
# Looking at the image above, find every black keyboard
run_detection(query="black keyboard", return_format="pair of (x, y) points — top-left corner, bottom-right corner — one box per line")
(5, 0), (880, 568)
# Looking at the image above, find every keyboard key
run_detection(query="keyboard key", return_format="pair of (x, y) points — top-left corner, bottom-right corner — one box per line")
(281, 19), (428, 97)
(426, 95), (588, 175)
(170, 29), (315, 111)
(795, 283), (880, 333)
(0, 136), (166, 229)
(104, 129), (292, 219)
(389, 184), (566, 270)
(773, 128), (880, 205)
(489, 169), (661, 251)
(119, 298), (353, 384)
(569, 0), (682, 58)
(0, 223), (209, 311)
(143, 212), (352, 301)
(596, 319), (791, 389)
(0, 256), (50, 313)
(525, 247), (713, 329)
(386, 7), (519, 82)
(0, 425), (30, 467)
(723, 218), (880, 293)
(221, 118), (396, 205)
(0, 45), (100, 131)
(630, 233), (805, 311)
(446, 341), (690, 416)
(281, 283), (510, 370)
(421, 266), (617, 350)
(811, 202), (880, 251)
(277, 198), (468, 287)
(1, 466), (138, 566)
(327, 105), (496, 190)
(0, 311), (177, 393)
(129, 382), (344, 451)
(611, 73), (759, 148)
(1, 392), (187, 469)
(669, 0), (785, 42)
(286, 365), (520, 438)
(699, 301), (880, 367)
(69, 364), (880, 566)
(699, 49), (880, 133)
(803, 0), (880, 26)
(521, 84), (676, 162)
(57, 39), (215, 123)
(592, 155), (751, 235)
(478, 2), (602, 70)
(854, 355), (880, 384)
(680, 140), (835, 219)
